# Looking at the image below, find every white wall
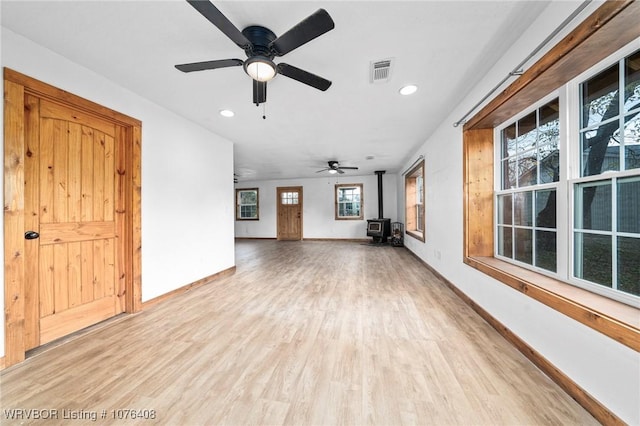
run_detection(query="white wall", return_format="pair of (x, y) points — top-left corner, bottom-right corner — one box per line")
(397, 2), (639, 424)
(235, 173), (397, 239)
(1, 27), (236, 357)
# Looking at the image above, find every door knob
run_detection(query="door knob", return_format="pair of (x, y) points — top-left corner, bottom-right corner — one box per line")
(24, 231), (40, 240)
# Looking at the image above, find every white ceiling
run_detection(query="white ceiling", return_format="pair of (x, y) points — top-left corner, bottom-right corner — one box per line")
(1, 0), (556, 182)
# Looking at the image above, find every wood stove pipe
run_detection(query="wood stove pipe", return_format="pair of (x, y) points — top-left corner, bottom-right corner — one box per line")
(375, 170), (385, 219)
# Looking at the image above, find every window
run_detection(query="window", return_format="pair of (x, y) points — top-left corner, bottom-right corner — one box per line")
(496, 98), (559, 273)
(280, 191), (299, 205)
(492, 48), (640, 303)
(573, 49), (640, 298)
(463, 3), (639, 357)
(405, 159), (425, 241)
(235, 188), (259, 220)
(335, 184), (363, 220)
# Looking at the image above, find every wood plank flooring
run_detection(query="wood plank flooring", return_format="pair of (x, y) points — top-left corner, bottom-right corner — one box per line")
(0, 240), (598, 425)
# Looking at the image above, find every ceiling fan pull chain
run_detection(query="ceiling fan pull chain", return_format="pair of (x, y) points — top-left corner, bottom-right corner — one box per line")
(263, 103), (267, 120)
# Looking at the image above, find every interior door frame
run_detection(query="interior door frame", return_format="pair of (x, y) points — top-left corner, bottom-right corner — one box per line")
(276, 186), (303, 240)
(3, 68), (142, 367)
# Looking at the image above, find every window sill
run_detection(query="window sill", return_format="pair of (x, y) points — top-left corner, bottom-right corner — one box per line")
(464, 256), (640, 352)
(406, 230), (425, 242)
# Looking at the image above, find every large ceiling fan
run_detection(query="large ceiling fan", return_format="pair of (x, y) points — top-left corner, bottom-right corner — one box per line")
(317, 161), (359, 175)
(175, 0), (335, 106)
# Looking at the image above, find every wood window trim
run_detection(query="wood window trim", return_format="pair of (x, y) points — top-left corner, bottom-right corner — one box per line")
(405, 159), (425, 242)
(235, 188), (259, 221)
(334, 183), (363, 220)
(3, 68), (142, 367)
(462, 1), (640, 352)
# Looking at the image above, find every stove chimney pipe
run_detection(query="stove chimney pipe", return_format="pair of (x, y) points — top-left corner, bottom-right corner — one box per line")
(375, 170), (385, 219)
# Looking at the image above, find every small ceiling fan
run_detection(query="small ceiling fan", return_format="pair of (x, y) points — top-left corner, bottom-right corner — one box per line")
(175, 0), (335, 106)
(316, 161), (359, 175)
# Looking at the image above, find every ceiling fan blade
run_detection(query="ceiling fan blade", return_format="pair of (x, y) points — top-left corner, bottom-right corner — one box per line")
(186, 0), (252, 49)
(175, 59), (243, 73)
(339, 167), (359, 170)
(270, 8), (335, 56)
(316, 168), (329, 173)
(277, 63), (331, 91)
(337, 169), (345, 174)
(253, 80), (267, 105)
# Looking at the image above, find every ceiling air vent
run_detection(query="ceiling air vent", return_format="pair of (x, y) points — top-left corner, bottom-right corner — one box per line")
(370, 58), (393, 84)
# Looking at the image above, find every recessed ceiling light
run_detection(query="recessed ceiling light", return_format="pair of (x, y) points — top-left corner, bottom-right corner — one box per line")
(399, 85), (418, 96)
(219, 109), (235, 117)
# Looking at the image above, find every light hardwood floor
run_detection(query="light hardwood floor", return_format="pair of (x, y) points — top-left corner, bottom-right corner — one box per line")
(1, 240), (598, 425)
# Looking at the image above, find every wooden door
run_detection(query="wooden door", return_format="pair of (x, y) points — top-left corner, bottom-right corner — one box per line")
(4, 68), (141, 367)
(24, 97), (124, 348)
(276, 186), (303, 240)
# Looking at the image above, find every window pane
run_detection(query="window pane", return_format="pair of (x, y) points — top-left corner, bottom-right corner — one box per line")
(618, 176), (640, 233)
(618, 236), (640, 296)
(624, 114), (640, 170)
(514, 191), (533, 226)
(339, 201), (360, 217)
(536, 230), (557, 272)
(240, 205), (256, 218)
(580, 128), (620, 176)
(539, 145), (559, 185)
(517, 152), (537, 187)
(539, 98), (560, 129)
(281, 192), (299, 205)
(515, 228), (533, 264)
(497, 194), (512, 225)
(575, 181), (611, 231)
(535, 190), (556, 229)
(240, 191), (256, 204)
(581, 63), (619, 129)
(624, 49), (640, 113)
(502, 123), (516, 159)
(575, 232), (612, 287)
(501, 159), (508, 189)
(517, 112), (537, 153)
(503, 158), (516, 189)
(497, 226), (512, 259)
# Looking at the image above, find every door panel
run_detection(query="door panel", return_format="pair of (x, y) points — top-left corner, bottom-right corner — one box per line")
(25, 98), (123, 348)
(277, 186), (303, 240)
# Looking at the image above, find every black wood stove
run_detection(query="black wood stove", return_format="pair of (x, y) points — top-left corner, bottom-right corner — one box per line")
(367, 170), (391, 243)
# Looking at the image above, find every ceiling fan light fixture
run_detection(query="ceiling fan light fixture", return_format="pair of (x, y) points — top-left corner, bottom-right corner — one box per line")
(328, 169), (338, 174)
(244, 56), (277, 82)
